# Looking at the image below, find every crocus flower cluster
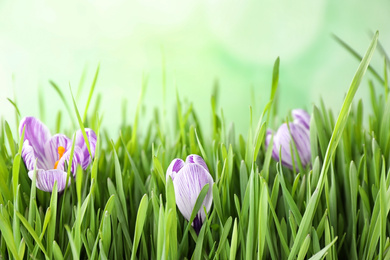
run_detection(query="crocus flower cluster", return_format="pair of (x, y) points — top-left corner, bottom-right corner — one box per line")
(265, 109), (311, 171)
(166, 154), (214, 233)
(20, 117), (96, 192)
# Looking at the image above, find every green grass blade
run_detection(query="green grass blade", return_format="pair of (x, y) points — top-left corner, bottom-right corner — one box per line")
(82, 64), (100, 122)
(131, 194), (149, 260)
(333, 34), (384, 85)
(15, 211), (49, 259)
(308, 237), (338, 260)
(214, 216), (232, 259)
(0, 208), (21, 260)
(288, 31), (378, 260)
(70, 85), (92, 158)
(297, 235), (311, 260)
(49, 81), (76, 127)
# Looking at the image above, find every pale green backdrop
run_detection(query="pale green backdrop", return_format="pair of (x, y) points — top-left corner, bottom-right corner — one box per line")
(1, 0), (389, 136)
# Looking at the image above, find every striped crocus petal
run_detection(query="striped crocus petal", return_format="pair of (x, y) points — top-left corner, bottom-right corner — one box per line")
(21, 140), (38, 171)
(289, 123), (311, 167)
(55, 146), (84, 176)
(74, 129), (97, 169)
(273, 123), (294, 169)
(166, 158), (185, 182)
(43, 134), (72, 169)
(29, 169), (70, 192)
(292, 109), (310, 130)
(273, 122), (311, 170)
(173, 163), (214, 226)
(186, 154), (209, 172)
(20, 117), (51, 167)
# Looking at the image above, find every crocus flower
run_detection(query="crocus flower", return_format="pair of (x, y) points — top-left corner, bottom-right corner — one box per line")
(265, 109), (311, 170)
(19, 117), (97, 192)
(166, 154), (214, 233)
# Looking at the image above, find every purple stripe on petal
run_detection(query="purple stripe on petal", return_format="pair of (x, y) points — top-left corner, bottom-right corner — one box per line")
(166, 158), (185, 182)
(19, 117), (51, 162)
(74, 128), (97, 169)
(43, 134), (72, 170)
(21, 141), (38, 171)
(290, 123), (311, 166)
(274, 124), (294, 169)
(292, 109), (310, 130)
(29, 169), (70, 192)
(173, 164), (214, 223)
(186, 154), (209, 172)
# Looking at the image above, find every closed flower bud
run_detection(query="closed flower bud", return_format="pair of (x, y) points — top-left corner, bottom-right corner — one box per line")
(266, 109), (311, 170)
(166, 154), (214, 233)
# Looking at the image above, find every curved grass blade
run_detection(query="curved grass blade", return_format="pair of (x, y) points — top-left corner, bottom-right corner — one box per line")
(49, 81), (76, 127)
(131, 194), (149, 260)
(0, 208), (21, 260)
(15, 211), (49, 259)
(82, 64), (100, 122)
(70, 85), (92, 158)
(288, 31), (378, 260)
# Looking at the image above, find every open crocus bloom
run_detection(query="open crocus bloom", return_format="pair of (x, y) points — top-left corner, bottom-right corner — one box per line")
(265, 109), (311, 170)
(20, 117), (97, 192)
(166, 154), (214, 233)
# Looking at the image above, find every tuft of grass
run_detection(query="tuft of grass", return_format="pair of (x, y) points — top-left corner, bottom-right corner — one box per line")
(1, 31), (389, 260)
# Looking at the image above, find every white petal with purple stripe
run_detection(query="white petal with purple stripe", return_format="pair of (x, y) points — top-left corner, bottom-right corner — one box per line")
(172, 163), (214, 223)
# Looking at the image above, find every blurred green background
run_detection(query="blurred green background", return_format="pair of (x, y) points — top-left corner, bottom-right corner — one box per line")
(1, 0), (389, 136)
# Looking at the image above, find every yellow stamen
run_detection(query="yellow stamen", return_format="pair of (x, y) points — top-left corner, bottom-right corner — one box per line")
(54, 146), (66, 169)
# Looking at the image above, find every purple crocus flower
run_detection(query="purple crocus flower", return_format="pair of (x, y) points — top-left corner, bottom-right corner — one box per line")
(166, 154), (214, 233)
(19, 117), (97, 192)
(265, 109), (311, 170)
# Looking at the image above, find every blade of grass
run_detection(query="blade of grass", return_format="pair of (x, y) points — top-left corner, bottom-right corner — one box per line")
(0, 207), (21, 260)
(288, 31), (378, 260)
(15, 211), (49, 259)
(333, 34), (384, 85)
(131, 194), (149, 260)
(82, 64), (100, 122)
(49, 81), (76, 127)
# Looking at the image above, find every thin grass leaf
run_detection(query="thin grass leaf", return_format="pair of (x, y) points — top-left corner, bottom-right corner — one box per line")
(65, 225), (80, 259)
(82, 64), (100, 122)
(49, 81), (76, 127)
(333, 34), (384, 85)
(257, 179), (268, 260)
(0, 208), (21, 260)
(288, 30), (378, 260)
(297, 235), (311, 260)
(192, 221), (207, 260)
(131, 194), (149, 260)
(52, 241), (64, 260)
(308, 237), (338, 260)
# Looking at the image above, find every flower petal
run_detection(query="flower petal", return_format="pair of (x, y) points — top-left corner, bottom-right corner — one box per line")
(292, 109), (310, 130)
(29, 169), (70, 192)
(173, 164), (214, 222)
(273, 123), (294, 169)
(55, 146), (84, 176)
(265, 129), (273, 150)
(43, 134), (72, 170)
(186, 154), (209, 172)
(166, 158), (185, 182)
(21, 140), (38, 171)
(290, 123), (311, 167)
(19, 117), (51, 162)
(273, 122), (311, 170)
(74, 128), (97, 169)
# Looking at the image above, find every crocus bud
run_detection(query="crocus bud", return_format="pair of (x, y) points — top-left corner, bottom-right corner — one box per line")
(166, 154), (214, 233)
(266, 109), (311, 170)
